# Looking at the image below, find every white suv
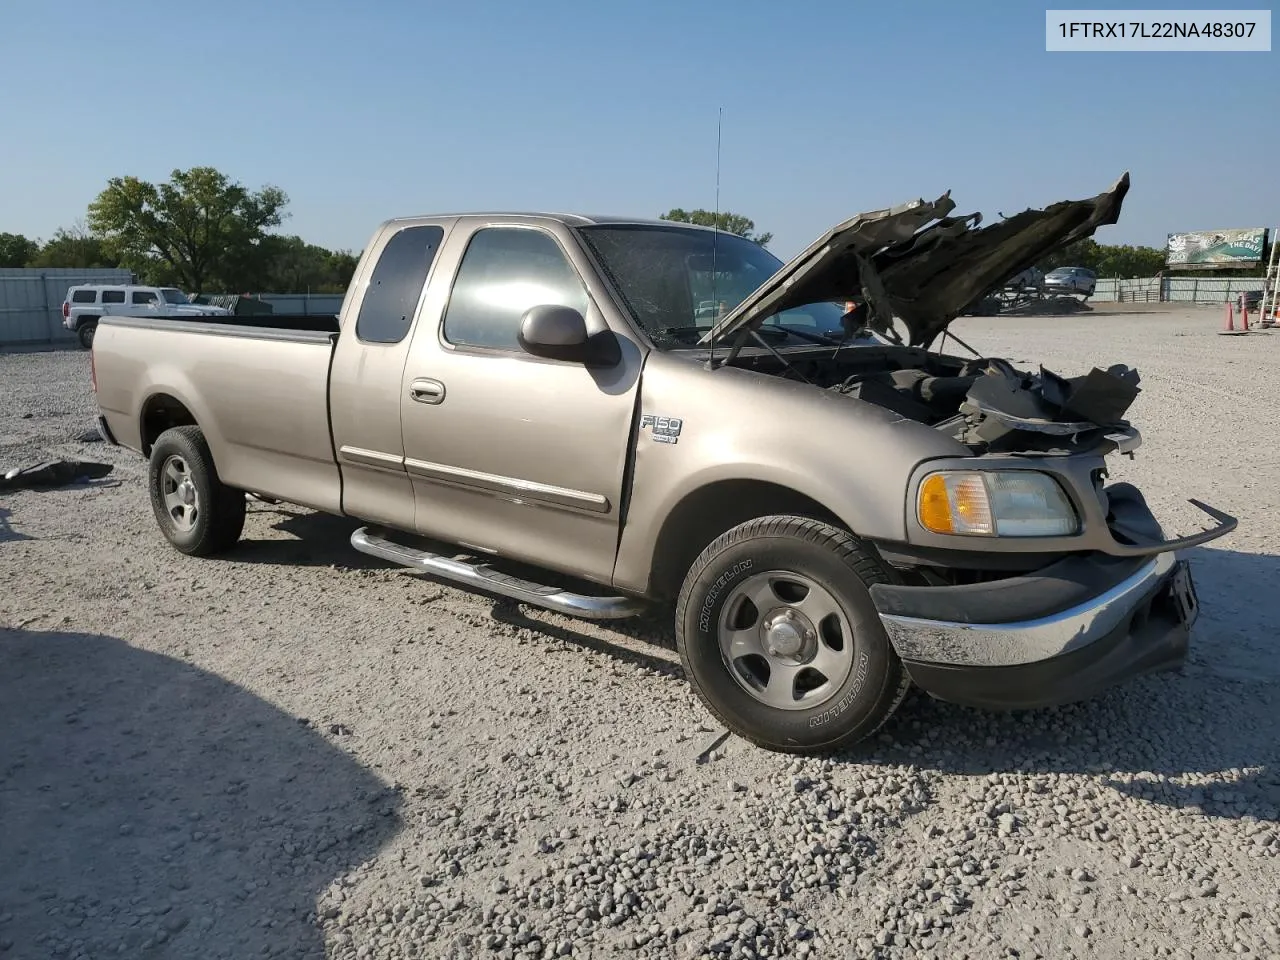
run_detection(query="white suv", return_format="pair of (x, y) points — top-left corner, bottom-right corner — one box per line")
(62, 284), (230, 349)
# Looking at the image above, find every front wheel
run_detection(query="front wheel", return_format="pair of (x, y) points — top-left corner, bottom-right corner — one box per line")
(675, 516), (909, 754)
(148, 425), (246, 556)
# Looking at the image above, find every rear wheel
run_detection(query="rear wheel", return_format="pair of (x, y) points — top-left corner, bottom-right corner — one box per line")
(148, 425), (245, 556)
(675, 516), (909, 754)
(77, 319), (98, 349)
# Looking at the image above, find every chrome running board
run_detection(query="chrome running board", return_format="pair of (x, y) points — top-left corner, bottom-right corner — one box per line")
(350, 526), (646, 621)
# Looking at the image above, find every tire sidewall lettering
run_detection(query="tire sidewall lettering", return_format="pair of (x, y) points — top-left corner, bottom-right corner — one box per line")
(697, 558), (754, 634)
(809, 650), (869, 728)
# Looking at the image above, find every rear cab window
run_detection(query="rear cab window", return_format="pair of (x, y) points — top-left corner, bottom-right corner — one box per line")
(101, 290), (125, 304)
(355, 225), (445, 344)
(71, 290), (97, 304)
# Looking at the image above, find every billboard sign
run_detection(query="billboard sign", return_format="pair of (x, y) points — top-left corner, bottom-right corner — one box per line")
(1166, 227), (1267, 267)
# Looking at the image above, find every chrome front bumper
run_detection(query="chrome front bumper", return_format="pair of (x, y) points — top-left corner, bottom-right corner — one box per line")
(868, 549), (1201, 710)
(876, 550), (1181, 668)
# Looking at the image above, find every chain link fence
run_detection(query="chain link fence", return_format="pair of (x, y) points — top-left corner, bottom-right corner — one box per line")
(1093, 276), (1266, 304)
(0, 271), (347, 348)
(0, 268), (135, 346)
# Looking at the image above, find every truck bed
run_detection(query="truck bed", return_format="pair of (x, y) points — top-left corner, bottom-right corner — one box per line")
(93, 315), (343, 513)
(134, 312), (342, 336)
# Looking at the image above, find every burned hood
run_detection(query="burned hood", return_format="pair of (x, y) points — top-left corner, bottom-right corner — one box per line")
(700, 172), (1130, 349)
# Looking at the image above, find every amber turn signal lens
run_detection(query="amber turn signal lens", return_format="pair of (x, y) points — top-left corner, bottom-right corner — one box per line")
(917, 472), (996, 536)
(918, 474), (955, 534)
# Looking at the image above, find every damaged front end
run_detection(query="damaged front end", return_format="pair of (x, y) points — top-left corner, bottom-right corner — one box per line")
(860, 354), (1237, 711)
(868, 471), (1233, 710)
(696, 170), (1237, 565)
(695, 173), (1240, 710)
(855, 349), (1236, 711)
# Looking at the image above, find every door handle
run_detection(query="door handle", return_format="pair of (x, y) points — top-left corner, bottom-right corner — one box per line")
(409, 378), (446, 404)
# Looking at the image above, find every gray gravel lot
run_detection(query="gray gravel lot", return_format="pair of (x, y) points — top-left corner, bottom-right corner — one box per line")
(1, 305), (1278, 960)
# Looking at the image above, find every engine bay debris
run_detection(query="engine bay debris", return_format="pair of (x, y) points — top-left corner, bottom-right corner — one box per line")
(958, 362), (1141, 447)
(816, 347), (1142, 456)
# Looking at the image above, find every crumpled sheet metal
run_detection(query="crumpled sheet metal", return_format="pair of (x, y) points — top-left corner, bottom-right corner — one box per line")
(701, 172), (1131, 350)
(699, 193), (958, 345)
(960, 362), (1142, 444)
(884, 174), (1130, 347)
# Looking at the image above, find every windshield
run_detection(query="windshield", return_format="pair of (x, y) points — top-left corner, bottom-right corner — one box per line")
(577, 224), (848, 348)
(160, 288), (189, 304)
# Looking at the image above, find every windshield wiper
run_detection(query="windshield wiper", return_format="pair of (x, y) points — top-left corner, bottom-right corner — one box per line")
(772, 325), (843, 346)
(658, 325), (717, 343)
(663, 323), (796, 347)
(678, 322), (843, 353)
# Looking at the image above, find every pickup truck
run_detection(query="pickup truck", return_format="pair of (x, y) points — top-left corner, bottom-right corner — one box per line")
(90, 172), (1237, 754)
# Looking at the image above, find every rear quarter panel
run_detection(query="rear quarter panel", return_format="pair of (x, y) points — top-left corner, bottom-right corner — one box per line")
(94, 319), (342, 513)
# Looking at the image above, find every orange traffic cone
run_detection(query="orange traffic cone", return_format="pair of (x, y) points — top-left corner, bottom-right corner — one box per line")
(1219, 300), (1247, 335)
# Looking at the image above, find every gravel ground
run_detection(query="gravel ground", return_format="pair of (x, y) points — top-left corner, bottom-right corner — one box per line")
(1, 306), (1277, 960)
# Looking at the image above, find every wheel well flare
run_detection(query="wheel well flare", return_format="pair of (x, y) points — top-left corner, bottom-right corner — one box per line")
(648, 480), (844, 600)
(141, 394), (197, 454)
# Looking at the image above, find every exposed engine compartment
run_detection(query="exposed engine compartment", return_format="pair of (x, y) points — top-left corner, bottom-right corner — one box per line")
(726, 343), (1142, 457)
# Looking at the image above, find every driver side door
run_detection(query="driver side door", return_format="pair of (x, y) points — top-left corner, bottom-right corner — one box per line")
(399, 222), (643, 586)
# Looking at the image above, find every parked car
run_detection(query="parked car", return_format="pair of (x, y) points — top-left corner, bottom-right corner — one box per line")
(1235, 289), (1264, 313)
(62, 284), (230, 349)
(89, 174), (1236, 753)
(1043, 266), (1097, 297)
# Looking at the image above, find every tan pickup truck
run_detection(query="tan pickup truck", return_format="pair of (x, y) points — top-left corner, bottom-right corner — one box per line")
(90, 173), (1236, 754)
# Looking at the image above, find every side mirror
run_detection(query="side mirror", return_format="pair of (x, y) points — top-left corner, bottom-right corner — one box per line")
(518, 305), (619, 366)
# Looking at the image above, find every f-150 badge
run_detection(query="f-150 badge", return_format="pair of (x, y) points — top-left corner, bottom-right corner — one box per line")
(640, 414), (683, 444)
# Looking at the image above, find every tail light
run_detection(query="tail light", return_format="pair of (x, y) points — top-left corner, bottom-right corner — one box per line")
(62, 301), (70, 318)
(89, 348), (97, 393)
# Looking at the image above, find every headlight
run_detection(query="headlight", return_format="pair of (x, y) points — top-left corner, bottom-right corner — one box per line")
(917, 470), (1079, 537)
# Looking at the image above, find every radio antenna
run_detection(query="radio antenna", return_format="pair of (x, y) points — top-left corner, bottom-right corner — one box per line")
(707, 107), (723, 370)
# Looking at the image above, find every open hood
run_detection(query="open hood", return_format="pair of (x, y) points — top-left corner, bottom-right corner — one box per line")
(700, 172), (1130, 349)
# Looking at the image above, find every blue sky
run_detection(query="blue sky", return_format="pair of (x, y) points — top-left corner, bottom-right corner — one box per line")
(1, 0), (1275, 259)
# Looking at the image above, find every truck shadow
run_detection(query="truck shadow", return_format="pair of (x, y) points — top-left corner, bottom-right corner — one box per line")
(490, 600), (680, 677)
(0, 627), (402, 960)
(227, 507), (396, 569)
(868, 545), (1280, 822)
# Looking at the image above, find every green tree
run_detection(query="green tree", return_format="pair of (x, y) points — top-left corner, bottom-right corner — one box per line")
(28, 222), (118, 269)
(659, 209), (773, 247)
(236, 234), (360, 293)
(0, 232), (40, 268)
(87, 166), (288, 292)
(323, 248), (360, 291)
